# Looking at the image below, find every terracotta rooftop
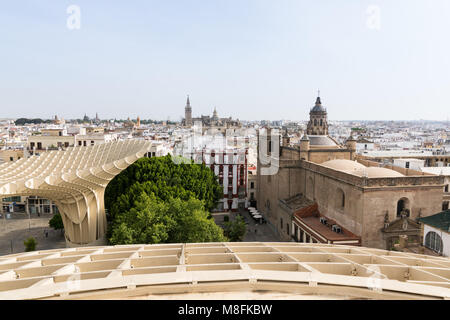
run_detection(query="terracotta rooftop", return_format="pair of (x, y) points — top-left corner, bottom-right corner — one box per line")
(294, 203), (361, 243)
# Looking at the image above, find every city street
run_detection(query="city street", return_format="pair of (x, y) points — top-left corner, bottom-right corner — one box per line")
(212, 209), (281, 243)
(0, 213), (66, 255)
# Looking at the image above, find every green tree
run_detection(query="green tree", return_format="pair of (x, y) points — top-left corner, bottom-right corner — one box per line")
(223, 215), (247, 242)
(49, 213), (64, 232)
(24, 237), (37, 252)
(105, 155), (225, 245)
(109, 193), (226, 245)
(105, 156), (223, 219)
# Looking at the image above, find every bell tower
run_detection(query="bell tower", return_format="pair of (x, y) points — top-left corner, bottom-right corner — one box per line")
(306, 92), (328, 135)
(185, 95), (192, 127)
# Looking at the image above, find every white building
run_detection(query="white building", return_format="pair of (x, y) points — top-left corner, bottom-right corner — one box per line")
(419, 210), (450, 257)
(393, 158), (426, 171)
(420, 167), (450, 211)
(356, 138), (375, 153)
(175, 145), (248, 212)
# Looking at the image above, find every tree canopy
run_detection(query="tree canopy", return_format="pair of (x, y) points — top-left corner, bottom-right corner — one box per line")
(14, 118), (52, 125)
(105, 155), (222, 219)
(49, 213), (64, 231)
(109, 193), (226, 245)
(24, 237), (37, 252)
(105, 155), (225, 245)
(223, 215), (247, 242)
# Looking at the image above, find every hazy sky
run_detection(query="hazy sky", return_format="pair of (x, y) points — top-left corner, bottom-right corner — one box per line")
(1, 1), (450, 121)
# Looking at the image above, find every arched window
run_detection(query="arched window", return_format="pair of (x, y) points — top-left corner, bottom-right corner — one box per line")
(336, 188), (345, 210)
(306, 176), (314, 200)
(425, 231), (443, 254)
(397, 198), (410, 217)
(314, 119), (317, 126)
(320, 119), (323, 126)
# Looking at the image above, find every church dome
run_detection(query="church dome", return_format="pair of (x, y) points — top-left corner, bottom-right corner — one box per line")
(321, 160), (405, 178)
(359, 167), (404, 178)
(311, 105), (326, 112)
(311, 96), (326, 112)
(308, 135), (338, 147)
(322, 159), (366, 172)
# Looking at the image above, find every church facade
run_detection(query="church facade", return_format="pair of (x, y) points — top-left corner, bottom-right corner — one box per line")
(257, 95), (444, 249)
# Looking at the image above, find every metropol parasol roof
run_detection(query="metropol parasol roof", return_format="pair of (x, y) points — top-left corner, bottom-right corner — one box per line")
(0, 242), (448, 300)
(0, 140), (152, 247)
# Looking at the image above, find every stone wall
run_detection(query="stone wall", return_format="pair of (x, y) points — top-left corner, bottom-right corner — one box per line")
(257, 157), (445, 249)
(362, 188), (443, 248)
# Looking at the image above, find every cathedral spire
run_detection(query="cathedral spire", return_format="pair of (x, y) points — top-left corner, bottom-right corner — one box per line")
(185, 95), (192, 127)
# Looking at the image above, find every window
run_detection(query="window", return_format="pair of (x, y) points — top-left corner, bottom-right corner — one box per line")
(78, 141), (82, 146)
(250, 182), (255, 189)
(91, 140), (95, 145)
(240, 179), (244, 186)
(443, 202), (449, 211)
(314, 119), (317, 126)
(9, 157), (13, 161)
(286, 224), (290, 235)
(30, 142), (35, 149)
(320, 119), (323, 126)
(83, 141), (87, 146)
(405, 162), (410, 169)
(280, 218), (283, 230)
(306, 176), (314, 200)
(445, 185), (449, 193)
(425, 231), (443, 254)
(37, 142), (42, 150)
(397, 198), (410, 217)
(336, 188), (345, 210)
(250, 192), (254, 200)
(3, 196), (21, 202)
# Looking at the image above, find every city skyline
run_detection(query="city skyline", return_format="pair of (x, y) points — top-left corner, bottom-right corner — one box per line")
(1, 1), (450, 121)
